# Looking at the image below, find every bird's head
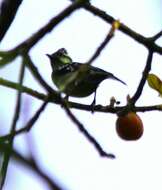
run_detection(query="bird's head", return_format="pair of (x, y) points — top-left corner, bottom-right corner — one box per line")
(46, 48), (72, 70)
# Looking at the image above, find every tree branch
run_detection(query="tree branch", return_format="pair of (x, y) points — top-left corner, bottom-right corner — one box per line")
(0, 77), (162, 114)
(130, 50), (153, 105)
(0, 142), (63, 190)
(61, 101), (115, 158)
(23, 54), (54, 93)
(0, 0), (23, 41)
(13, 0), (88, 52)
(0, 61), (25, 188)
(149, 30), (162, 41)
(84, 3), (162, 55)
(87, 20), (119, 65)
(0, 96), (49, 142)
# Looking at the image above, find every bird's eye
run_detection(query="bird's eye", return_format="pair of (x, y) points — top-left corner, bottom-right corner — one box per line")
(58, 48), (67, 55)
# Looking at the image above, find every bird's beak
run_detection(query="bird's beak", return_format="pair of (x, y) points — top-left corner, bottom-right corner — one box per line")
(46, 54), (51, 59)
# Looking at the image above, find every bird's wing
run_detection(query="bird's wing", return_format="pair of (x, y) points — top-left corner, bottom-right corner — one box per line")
(89, 65), (126, 85)
(89, 65), (113, 78)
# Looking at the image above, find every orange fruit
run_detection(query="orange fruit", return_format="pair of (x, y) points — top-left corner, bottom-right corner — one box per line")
(116, 112), (144, 140)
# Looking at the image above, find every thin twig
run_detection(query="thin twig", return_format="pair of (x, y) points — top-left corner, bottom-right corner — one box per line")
(130, 50), (153, 105)
(13, 1), (88, 52)
(150, 30), (162, 41)
(0, 1), (88, 68)
(0, 77), (48, 99)
(1, 103), (162, 142)
(61, 101), (115, 159)
(84, 3), (162, 55)
(23, 54), (54, 94)
(87, 20), (119, 65)
(24, 99), (49, 132)
(0, 142), (62, 190)
(1, 77), (162, 115)
(0, 96), (50, 141)
(0, 61), (25, 188)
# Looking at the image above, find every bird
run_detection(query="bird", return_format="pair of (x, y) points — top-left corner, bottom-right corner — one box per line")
(46, 48), (126, 108)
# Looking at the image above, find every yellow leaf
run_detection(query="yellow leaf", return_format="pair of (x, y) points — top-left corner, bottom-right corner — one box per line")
(147, 73), (162, 96)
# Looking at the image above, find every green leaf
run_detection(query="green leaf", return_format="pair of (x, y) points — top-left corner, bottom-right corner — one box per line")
(147, 73), (162, 96)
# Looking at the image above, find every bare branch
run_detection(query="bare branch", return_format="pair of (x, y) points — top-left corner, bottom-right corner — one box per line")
(13, 1), (88, 52)
(150, 30), (162, 41)
(0, 61), (25, 188)
(1, 77), (162, 114)
(130, 50), (153, 105)
(84, 3), (162, 55)
(87, 20), (119, 65)
(61, 100), (115, 158)
(0, 143), (63, 190)
(0, 97), (49, 141)
(22, 54), (54, 93)
(0, 0), (23, 41)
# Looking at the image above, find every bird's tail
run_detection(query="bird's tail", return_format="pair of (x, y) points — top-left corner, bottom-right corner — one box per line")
(110, 74), (126, 85)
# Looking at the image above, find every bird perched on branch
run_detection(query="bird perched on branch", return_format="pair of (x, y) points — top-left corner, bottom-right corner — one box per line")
(46, 48), (126, 107)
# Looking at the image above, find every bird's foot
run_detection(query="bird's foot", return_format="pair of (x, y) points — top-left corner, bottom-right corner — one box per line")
(90, 99), (96, 113)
